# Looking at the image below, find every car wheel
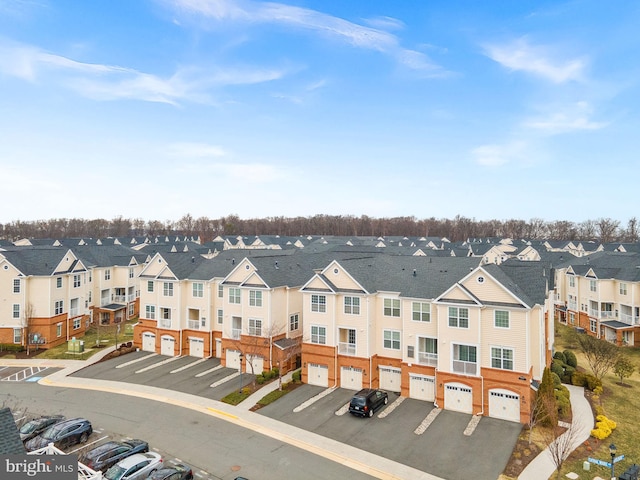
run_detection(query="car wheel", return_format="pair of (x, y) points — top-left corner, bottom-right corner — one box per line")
(79, 433), (88, 444)
(384, 396), (388, 405)
(368, 408), (373, 418)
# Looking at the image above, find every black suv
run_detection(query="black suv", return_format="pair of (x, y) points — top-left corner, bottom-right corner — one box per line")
(349, 388), (388, 417)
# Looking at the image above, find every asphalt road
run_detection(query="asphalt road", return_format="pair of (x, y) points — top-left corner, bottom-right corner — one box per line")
(1, 382), (376, 480)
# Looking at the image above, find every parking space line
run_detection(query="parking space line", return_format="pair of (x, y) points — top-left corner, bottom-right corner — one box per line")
(463, 415), (481, 436)
(293, 387), (337, 413)
(377, 396), (404, 419)
(1, 366), (49, 382)
(209, 372), (239, 388)
(414, 407), (441, 435)
(115, 353), (157, 368)
(195, 365), (222, 377)
(334, 402), (350, 416)
(170, 358), (208, 373)
(135, 356), (181, 373)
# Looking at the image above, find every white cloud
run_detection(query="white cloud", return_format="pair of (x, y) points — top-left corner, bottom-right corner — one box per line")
(166, 142), (226, 157)
(483, 37), (586, 83)
(523, 101), (607, 133)
(0, 38), (288, 104)
(163, 0), (444, 75)
(471, 141), (527, 167)
(362, 16), (405, 32)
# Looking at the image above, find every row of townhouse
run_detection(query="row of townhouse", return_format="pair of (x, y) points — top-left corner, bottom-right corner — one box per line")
(131, 249), (553, 424)
(553, 251), (640, 346)
(0, 245), (148, 348)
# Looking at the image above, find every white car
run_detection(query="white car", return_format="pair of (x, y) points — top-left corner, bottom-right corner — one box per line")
(103, 452), (163, 480)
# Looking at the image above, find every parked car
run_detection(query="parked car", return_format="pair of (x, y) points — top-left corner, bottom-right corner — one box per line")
(147, 463), (193, 480)
(25, 418), (92, 451)
(103, 452), (163, 480)
(348, 388), (388, 417)
(79, 439), (149, 472)
(18, 415), (65, 443)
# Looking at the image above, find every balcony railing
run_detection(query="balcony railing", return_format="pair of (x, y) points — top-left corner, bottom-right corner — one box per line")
(112, 295), (127, 303)
(187, 320), (200, 330)
(452, 360), (477, 375)
(568, 301), (578, 311)
(418, 352), (438, 366)
(159, 319), (171, 329)
(231, 328), (241, 339)
(600, 311), (615, 319)
(128, 294), (136, 302)
(589, 308), (599, 317)
(338, 342), (356, 355)
(620, 313), (640, 325)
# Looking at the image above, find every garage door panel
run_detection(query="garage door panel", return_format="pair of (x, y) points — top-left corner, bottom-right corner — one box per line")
(189, 338), (204, 358)
(444, 383), (473, 414)
(489, 389), (520, 422)
(160, 336), (175, 356)
(226, 349), (241, 370)
(308, 363), (328, 387)
(142, 333), (156, 352)
(340, 366), (363, 390)
(379, 366), (401, 392)
(409, 374), (435, 401)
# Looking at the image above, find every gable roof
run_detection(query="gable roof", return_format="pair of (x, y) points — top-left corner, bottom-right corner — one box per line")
(0, 407), (26, 454)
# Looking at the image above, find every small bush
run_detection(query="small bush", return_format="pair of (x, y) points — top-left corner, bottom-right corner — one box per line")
(571, 371), (586, 387)
(551, 371), (562, 387)
(0, 344), (25, 353)
(292, 370), (301, 382)
(272, 367), (279, 377)
(256, 374), (265, 384)
(555, 387), (571, 417)
(585, 374), (602, 391)
(563, 350), (578, 368)
(591, 414), (617, 440)
(553, 351), (567, 363)
(593, 385), (603, 396)
(551, 361), (565, 379)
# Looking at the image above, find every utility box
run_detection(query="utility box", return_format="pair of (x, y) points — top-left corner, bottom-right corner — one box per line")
(68, 338), (85, 353)
(583, 461), (590, 471)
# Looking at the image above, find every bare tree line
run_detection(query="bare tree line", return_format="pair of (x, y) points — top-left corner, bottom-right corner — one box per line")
(1, 214), (638, 244)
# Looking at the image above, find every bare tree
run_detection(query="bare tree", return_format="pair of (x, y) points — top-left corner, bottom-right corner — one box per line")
(575, 334), (620, 381)
(546, 419), (582, 479)
(21, 303), (36, 356)
(596, 217), (620, 244)
(626, 217), (639, 242)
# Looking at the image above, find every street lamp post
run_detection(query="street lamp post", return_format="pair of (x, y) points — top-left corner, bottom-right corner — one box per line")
(239, 353), (244, 392)
(610, 443), (617, 479)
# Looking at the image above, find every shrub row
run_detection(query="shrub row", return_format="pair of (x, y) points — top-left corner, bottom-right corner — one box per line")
(256, 367), (280, 384)
(0, 344), (25, 353)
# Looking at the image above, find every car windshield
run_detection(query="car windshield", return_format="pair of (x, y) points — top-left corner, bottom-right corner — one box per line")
(19, 421), (38, 434)
(104, 465), (126, 480)
(41, 424), (66, 440)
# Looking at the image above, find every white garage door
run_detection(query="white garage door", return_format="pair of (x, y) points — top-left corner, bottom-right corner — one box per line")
(189, 338), (204, 358)
(444, 383), (473, 414)
(142, 332), (156, 352)
(379, 366), (402, 392)
(160, 335), (175, 356)
(489, 389), (520, 422)
(340, 366), (363, 390)
(246, 355), (264, 374)
(308, 363), (329, 387)
(226, 349), (241, 370)
(409, 374), (435, 401)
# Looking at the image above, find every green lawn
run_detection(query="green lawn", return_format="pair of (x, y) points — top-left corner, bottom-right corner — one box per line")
(35, 319), (136, 360)
(555, 323), (640, 479)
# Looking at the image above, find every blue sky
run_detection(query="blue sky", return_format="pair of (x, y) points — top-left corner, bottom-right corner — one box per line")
(1, 0), (639, 224)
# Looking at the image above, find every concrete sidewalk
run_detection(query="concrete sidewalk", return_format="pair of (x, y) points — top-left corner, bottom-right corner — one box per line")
(236, 369), (298, 410)
(518, 384), (594, 480)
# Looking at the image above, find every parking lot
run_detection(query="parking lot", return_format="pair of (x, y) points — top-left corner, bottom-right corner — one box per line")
(68, 351), (523, 480)
(0, 365), (62, 382)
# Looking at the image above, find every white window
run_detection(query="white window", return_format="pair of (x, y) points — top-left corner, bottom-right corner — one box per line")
(383, 330), (401, 350)
(491, 347), (514, 370)
(344, 296), (360, 315)
(569, 312), (575, 324)
(218, 284), (224, 298)
(129, 267), (134, 279)
(248, 318), (262, 336)
(70, 298), (79, 317)
(590, 279), (597, 292)
(163, 282), (174, 297)
(453, 344), (477, 375)
(105, 269), (111, 281)
(73, 318), (81, 330)
(249, 290), (262, 307)
(55, 300), (64, 315)
(568, 275), (575, 287)
(448, 307), (469, 328)
(418, 337), (438, 366)
(12, 304), (20, 319)
(229, 288), (241, 304)
(146, 305), (156, 320)
(311, 325), (326, 345)
(13, 279), (20, 293)
(56, 277), (62, 288)
(412, 302), (430, 322)
(384, 298), (400, 317)
(590, 318), (597, 332)
(56, 323), (62, 338)
(147, 281), (154, 293)
(494, 310), (509, 328)
(311, 295), (326, 313)
(217, 309), (223, 324)
(290, 313), (299, 331)
(193, 282), (204, 298)
(73, 274), (81, 288)
(160, 308), (171, 328)
(620, 282), (628, 295)
(129, 303), (135, 316)
(13, 328), (22, 344)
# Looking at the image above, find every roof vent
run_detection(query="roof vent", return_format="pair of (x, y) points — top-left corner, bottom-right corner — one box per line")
(413, 269), (417, 277)
(232, 258), (235, 265)
(275, 261), (279, 269)
(191, 256), (195, 263)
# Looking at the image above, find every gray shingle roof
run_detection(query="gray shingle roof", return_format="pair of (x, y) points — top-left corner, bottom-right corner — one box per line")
(0, 407), (26, 454)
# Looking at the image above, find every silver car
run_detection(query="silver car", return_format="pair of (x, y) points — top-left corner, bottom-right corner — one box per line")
(103, 452), (163, 480)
